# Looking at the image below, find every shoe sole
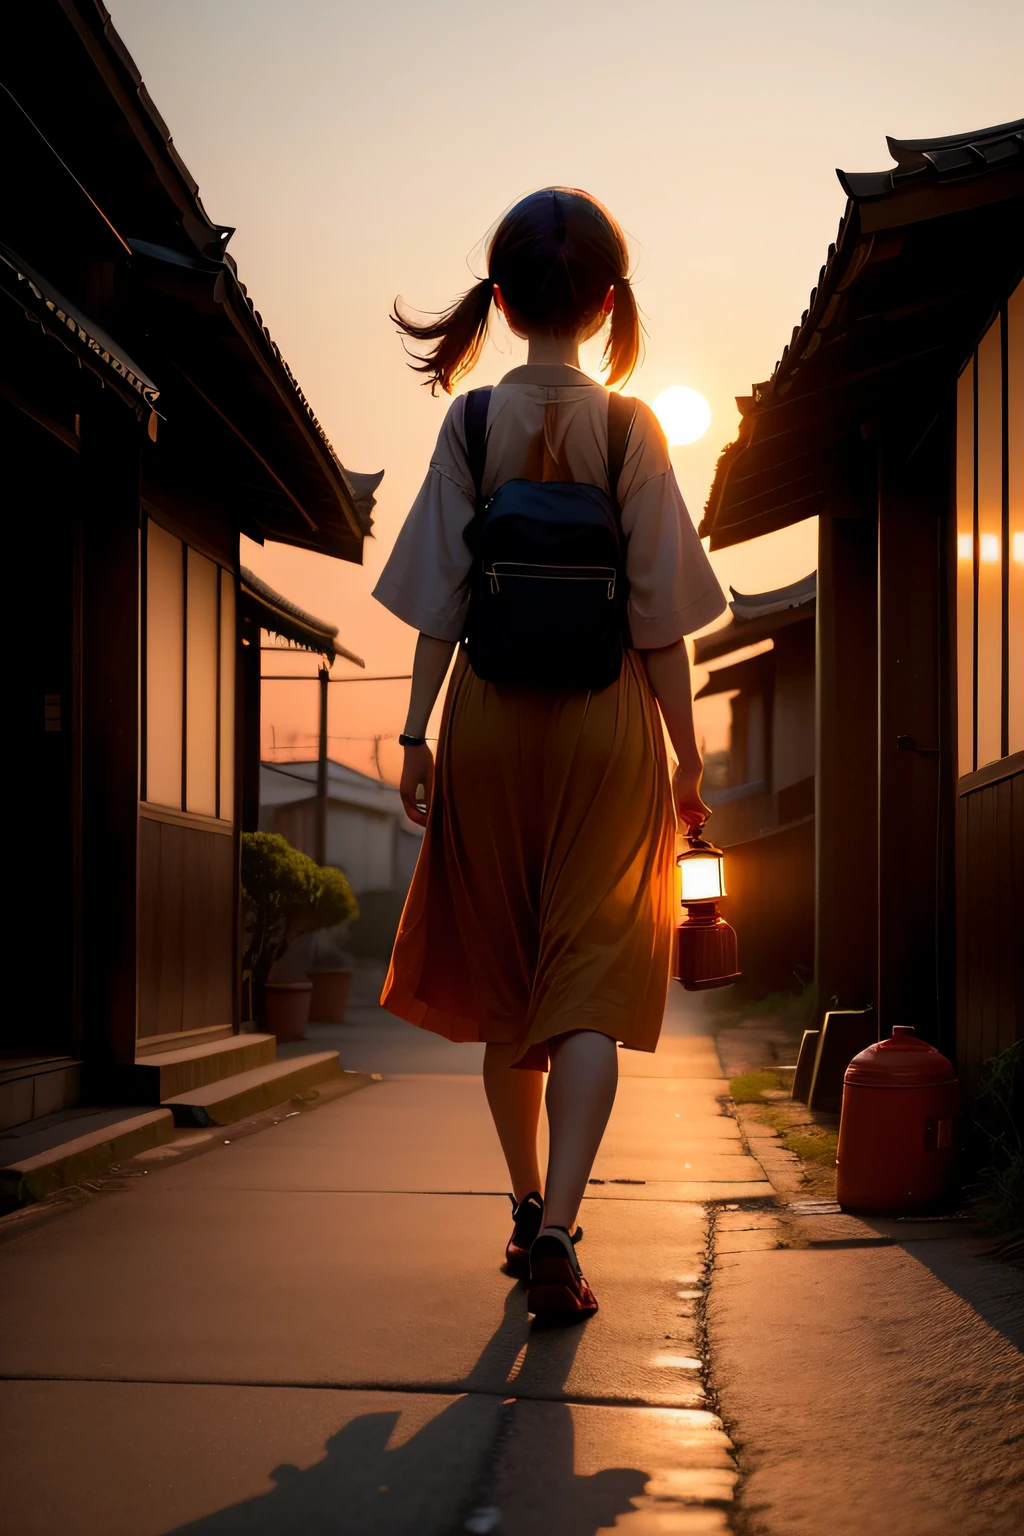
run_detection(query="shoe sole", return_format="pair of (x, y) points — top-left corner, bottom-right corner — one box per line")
(527, 1282), (598, 1319)
(527, 1256), (598, 1319)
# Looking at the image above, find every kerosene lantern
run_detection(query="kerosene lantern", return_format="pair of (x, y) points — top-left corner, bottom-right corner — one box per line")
(673, 824), (741, 990)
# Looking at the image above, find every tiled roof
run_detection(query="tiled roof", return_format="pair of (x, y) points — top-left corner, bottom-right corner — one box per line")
(72, 2), (381, 548)
(752, 117), (1023, 406)
(700, 120), (1023, 550)
(693, 574), (816, 667)
(729, 572), (816, 621)
(234, 272), (380, 534)
(839, 120), (1024, 201)
(239, 567), (365, 667)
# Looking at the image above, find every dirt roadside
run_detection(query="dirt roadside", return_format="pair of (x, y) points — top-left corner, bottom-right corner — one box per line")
(704, 1005), (1024, 1536)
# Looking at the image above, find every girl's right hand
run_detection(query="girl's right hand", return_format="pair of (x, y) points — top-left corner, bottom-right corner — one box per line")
(673, 763), (710, 833)
(400, 744), (435, 827)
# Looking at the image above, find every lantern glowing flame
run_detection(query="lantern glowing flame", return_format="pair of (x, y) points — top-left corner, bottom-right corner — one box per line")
(673, 826), (740, 991)
(679, 848), (726, 903)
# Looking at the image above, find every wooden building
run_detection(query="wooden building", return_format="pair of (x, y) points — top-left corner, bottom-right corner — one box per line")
(693, 575), (816, 996)
(701, 120), (1022, 1093)
(2, 1), (380, 1131)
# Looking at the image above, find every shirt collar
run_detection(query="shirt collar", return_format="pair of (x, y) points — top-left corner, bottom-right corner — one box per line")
(499, 363), (602, 389)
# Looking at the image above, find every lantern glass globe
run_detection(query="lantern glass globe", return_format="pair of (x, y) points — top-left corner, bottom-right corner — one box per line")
(679, 853), (725, 902)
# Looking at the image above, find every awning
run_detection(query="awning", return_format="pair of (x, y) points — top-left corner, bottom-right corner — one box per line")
(0, 241), (159, 433)
(239, 567), (364, 667)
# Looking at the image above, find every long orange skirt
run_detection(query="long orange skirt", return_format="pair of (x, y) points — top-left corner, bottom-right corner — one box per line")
(381, 648), (676, 1068)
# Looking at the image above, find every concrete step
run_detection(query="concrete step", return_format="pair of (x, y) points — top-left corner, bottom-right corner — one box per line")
(109, 1034), (277, 1104)
(0, 1109), (174, 1209)
(1, 1057), (83, 1131)
(162, 1051), (355, 1126)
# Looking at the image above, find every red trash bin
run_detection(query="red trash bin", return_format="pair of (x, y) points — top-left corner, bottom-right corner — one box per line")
(836, 1025), (958, 1214)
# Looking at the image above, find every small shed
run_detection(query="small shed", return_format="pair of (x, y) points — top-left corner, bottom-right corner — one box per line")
(700, 120), (1022, 1092)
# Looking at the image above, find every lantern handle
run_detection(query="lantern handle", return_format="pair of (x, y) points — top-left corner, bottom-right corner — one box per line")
(678, 817), (724, 859)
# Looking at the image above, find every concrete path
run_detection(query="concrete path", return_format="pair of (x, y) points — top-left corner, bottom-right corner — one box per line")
(0, 990), (767, 1535)
(709, 1207), (1024, 1536)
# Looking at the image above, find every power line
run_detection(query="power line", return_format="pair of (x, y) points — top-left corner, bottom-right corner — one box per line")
(260, 674), (411, 683)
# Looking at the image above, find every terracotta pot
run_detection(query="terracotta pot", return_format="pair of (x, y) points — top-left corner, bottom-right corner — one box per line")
(264, 981), (313, 1043)
(307, 970), (353, 1024)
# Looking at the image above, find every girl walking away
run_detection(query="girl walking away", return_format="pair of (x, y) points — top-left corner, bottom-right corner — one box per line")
(373, 188), (725, 1321)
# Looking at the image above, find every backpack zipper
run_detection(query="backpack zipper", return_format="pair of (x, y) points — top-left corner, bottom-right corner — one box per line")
(485, 562), (618, 599)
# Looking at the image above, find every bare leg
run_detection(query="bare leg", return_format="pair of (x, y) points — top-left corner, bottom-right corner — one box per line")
(483, 1042), (544, 1202)
(542, 1030), (619, 1232)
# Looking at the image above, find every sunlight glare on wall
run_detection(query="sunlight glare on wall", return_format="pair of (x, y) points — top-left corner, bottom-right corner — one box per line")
(185, 549), (219, 817)
(955, 359), (975, 776)
(1009, 281), (1022, 755)
(145, 521), (184, 808)
(976, 318), (1003, 770)
(219, 568), (236, 820)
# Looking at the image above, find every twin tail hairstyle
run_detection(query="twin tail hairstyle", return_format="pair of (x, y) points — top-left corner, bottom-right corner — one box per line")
(392, 187), (641, 395)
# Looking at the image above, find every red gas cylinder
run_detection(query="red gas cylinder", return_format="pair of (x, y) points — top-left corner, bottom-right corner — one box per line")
(836, 1026), (958, 1214)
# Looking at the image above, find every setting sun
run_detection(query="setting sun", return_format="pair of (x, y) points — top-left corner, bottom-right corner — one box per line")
(653, 385), (712, 446)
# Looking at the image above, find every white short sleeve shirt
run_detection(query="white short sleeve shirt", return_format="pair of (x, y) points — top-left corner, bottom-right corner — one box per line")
(372, 364), (726, 648)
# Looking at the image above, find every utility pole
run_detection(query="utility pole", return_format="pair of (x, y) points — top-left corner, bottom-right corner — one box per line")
(260, 666), (412, 867)
(315, 665), (329, 866)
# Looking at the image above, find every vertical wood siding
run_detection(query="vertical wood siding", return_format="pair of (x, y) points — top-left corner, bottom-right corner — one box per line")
(720, 816), (815, 998)
(138, 819), (235, 1040)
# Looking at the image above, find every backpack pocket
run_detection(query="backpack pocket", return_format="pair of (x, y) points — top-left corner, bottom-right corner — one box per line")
(464, 479), (628, 691)
(469, 561), (624, 690)
(485, 562), (618, 600)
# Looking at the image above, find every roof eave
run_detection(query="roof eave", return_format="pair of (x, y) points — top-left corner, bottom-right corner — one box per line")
(58, 0), (234, 261)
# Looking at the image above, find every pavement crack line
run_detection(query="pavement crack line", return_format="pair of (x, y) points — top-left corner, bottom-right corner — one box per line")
(698, 1203), (749, 1536)
(454, 1394), (517, 1536)
(0, 1372), (699, 1410)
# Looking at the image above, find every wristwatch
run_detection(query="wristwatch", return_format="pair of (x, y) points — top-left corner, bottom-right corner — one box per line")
(398, 733), (427, 748)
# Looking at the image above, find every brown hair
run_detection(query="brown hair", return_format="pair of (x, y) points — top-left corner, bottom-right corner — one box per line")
(392, 188), (641, 394)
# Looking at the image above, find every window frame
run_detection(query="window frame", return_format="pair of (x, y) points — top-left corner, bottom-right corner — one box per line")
(956, 287), (1018, 776)
(140, 515), (237, 824)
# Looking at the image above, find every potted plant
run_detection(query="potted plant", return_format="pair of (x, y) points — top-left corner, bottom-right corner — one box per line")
(241, 832), (358, 1042)
(306, 926), (357, 1024)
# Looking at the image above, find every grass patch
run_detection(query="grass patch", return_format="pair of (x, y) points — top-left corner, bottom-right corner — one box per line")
(729, 1070), (781, 1103)
(782, 1128), (839, 1166)
(756, 1105), (789, 1133)
(749, 1106), (839, 1167)
(730, 1069), (839, 1191)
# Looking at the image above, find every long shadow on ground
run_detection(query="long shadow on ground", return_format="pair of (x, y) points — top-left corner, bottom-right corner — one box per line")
(167, 1285), (647, 1536)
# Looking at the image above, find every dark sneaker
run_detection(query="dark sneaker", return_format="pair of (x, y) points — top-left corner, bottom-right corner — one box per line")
(527, 1226), (598, 1321)
(505, 1191), (545, 1278)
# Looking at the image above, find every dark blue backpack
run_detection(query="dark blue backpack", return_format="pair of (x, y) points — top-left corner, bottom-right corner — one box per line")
(462, 387), (635, 690)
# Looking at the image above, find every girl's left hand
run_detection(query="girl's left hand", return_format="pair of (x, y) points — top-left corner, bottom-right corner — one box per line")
(672, 763), (710, 833)
(400, 744), (435, 827)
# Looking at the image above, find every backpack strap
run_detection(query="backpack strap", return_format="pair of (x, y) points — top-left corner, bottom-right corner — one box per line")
(463, 386), (493, 508)
(606, 391), (636, 510)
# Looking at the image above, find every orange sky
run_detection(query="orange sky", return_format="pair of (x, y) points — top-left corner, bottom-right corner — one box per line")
(113, 0), (1022, 780)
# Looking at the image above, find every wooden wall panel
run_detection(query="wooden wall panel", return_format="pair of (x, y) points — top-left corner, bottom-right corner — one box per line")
(877, 413), (953, 1049)
(79, 389), (142, 1064)
(815, 513), (878, 1016)
(138, 818), (235, 1041)
(720, 816), (815, 999)
(955, 759), (1022, 1096)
